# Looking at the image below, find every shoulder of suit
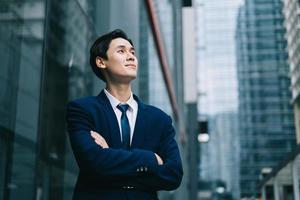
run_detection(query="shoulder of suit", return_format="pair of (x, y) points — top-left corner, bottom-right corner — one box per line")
(68, 96), (98, 107)
(143, 104), (172, 121)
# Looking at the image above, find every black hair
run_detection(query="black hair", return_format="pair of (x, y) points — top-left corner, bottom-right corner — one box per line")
(89, 29), (134, 82)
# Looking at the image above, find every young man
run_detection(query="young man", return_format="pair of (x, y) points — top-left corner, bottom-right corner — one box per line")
(66, 29), (183, 200)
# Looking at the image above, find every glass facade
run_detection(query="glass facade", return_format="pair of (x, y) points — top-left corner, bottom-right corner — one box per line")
(0, 1), (96, 199)
(0, 0), (187, 200)
(195, 0), (241, 198)
(0, 1), (46, 199)
(236, 0), (296, 197)
(138, 2), (188, 199)
(139, 0), (183, 117)
(282, 0), (300, 144)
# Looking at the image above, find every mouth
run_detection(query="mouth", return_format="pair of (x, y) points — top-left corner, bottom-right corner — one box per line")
(125, 64), (136, 69)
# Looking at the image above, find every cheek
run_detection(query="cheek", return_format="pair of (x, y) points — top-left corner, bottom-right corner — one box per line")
(134, 58), (138, 66)
(115, 56), (127, 64)
(109, 53), (125, 62)
(109, 60), (124, 69)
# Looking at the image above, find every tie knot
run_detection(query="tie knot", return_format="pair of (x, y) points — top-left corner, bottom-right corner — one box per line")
(117, 104), (129, 113)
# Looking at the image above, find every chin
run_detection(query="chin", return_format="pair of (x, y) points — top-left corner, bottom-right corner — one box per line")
(128, 72), (137, 78)
(120, 74), (136, 82)
(129, 75), (137, 80)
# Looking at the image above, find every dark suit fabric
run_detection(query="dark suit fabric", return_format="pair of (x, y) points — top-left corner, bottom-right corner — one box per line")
(66, 90), (183, 200)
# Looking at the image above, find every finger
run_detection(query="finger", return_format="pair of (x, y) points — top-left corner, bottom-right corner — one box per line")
(90, 131), (104, 139)
(94, 138), (106, 144)
(90, 131), (103, 140)
(95, 139), (108, 148)
(90, 132), (98, 139)
(93, 134), (105, 143)
(90, 131), (108, 147)
(94, 139), (104, 146)
(94, 137), (106, 146)
(93, 135), (106, 145)
(91, 133), (107, 145)
(90, 130), (99, 136)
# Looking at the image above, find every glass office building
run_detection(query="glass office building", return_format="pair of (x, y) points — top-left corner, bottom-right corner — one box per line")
(194, 0), (241, 198)
(283, 0), (300, 144)
(0, 0), (189, 199)
(236, 0), (296, 197)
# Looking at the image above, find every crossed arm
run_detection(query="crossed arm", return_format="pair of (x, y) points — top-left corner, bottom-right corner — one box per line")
(90, 130), (164, 165)
(67, 101), (183, 191)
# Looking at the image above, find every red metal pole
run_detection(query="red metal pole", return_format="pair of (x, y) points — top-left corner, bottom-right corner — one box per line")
(145, 0), (179, 120)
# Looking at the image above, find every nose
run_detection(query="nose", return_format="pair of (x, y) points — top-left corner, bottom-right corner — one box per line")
(126, 52), (135, 61)
(127, 57), (135, 61)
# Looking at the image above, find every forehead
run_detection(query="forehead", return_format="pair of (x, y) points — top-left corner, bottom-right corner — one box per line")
(109, 38), (133, 49)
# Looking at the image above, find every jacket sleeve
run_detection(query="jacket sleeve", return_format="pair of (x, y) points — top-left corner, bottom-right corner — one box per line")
(131, 116), (183, 191)
(66, 101), (158, 177)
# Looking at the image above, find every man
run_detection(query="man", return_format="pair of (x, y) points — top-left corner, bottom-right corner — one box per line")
(66, 29), (183, 200)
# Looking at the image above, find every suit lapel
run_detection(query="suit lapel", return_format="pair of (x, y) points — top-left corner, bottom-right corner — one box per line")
(97, 90), (122, 148)
(131, 95), (147, 148)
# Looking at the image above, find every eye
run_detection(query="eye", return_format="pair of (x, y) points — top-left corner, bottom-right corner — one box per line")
(117, 49), (125, 53)
(131, 51), (135, 55)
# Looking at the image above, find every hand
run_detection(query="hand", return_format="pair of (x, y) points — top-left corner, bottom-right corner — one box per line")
(155, 153), (163, 165)
(90, 131), (109, 148)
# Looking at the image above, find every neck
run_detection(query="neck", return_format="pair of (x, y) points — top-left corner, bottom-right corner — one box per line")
(106, 83), (132, 103)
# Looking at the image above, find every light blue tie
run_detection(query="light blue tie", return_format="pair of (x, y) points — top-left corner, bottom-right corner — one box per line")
(117, 104), (130, 149)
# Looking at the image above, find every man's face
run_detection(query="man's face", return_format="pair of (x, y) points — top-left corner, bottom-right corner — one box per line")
(100, 38), (138, 83)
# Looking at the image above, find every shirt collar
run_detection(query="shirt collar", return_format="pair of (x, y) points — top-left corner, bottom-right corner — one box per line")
(104, 89), (136, 111)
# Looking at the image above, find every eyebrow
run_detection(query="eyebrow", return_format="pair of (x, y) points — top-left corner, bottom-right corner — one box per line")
(116, 45), (135, 51)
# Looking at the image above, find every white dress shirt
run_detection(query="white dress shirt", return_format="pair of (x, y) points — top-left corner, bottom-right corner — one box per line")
(104, 89), (138, 144)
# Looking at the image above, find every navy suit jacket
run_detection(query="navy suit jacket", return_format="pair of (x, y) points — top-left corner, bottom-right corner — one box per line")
(66, 90), (183, 200)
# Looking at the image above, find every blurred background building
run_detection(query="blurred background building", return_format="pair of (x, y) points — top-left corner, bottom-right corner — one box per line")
(0, 0), (199, 200)
(258, 0), (300, 200)
(236, 0), (296, 198)
(283, 0), (300, 144)
(195, 0), (241, 199)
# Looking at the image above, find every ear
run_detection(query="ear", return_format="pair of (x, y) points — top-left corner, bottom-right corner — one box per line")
(95, 56), (106, 69)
